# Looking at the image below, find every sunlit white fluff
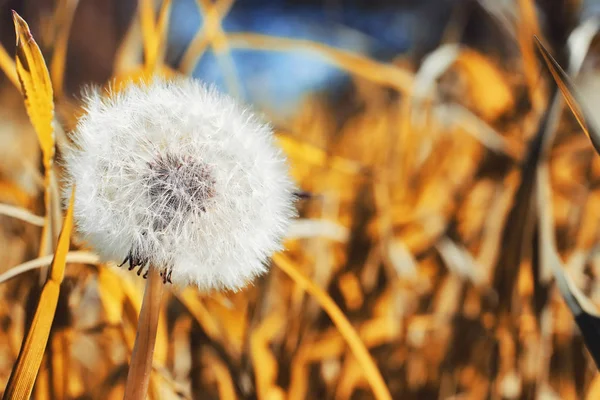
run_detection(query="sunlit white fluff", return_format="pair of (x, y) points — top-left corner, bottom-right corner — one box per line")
(63, 77), (296, 291)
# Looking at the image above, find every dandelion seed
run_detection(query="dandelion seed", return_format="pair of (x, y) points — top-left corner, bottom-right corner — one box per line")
(63, 77), (297, 291)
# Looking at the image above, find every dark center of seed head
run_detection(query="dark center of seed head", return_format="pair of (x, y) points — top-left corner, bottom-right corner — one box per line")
(145, 152), (216, 225)
(121, 152), (215, 281)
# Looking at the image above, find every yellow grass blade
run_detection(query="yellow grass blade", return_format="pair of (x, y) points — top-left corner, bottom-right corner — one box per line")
(140, 0), (157, 67)
(113, 15), (143, 75)
(97, 267), (126, 326)
(140, 0), (172, 70)
(517, 0), (543, 109)
(179, 0), (233, 74)
(193, 0), (241, 97)
(153, 0), (173, 69)
(0, 251), (99, 285)
(226, 33), (414, 94)
(2, 187), (75, 400)
(250, 314), (284, 399)
(534, 36), (600, 155)
(177, 289), (223, 341)
(205, 350), (237, 400)
(13, 11), (58, 258)
(50, 0), (80, 97)
(272, 253), (392, 400)
(0, 42), (19, 89)
(13, 11), (55, 170)
(0, 203), (44, 226)
(275, 134), (363, 175)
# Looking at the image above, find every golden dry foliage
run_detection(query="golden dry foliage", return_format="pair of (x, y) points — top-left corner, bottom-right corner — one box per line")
(2, 1), (600, 400)
(11, 11), (60, 259)
(3, 188), (74, 400)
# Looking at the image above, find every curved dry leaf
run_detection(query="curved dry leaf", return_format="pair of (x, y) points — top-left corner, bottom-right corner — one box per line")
(537, 162), (600, 369)
(13, 11), (55, 169)
(273, 253), (392, 400)
(567, 17), (600, 73)
(2, 187), (74, 400)
(226, 33), (414, 94)
(0, 251), (99, 285)
(12, 11), (60, 259)
(412, 44), (459, 101)
(535, 36), (600, 156)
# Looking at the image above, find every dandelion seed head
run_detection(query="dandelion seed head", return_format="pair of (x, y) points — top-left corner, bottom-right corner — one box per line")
(64, 77), (297, 291)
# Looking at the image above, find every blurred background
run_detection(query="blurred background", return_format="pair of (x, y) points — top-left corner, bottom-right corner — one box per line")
(3, 0), (600, 398)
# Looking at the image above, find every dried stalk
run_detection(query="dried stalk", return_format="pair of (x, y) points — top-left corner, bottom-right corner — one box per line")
(123, 267), (164, 400)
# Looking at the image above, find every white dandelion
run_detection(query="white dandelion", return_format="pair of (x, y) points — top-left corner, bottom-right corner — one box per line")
(63, 77), (297, 291)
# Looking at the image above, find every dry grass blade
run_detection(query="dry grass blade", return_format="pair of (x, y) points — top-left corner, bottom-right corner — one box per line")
(50, 0), (79, 97)
(287, 218), (349, 242)
(435, 103), (522, 158)
(0, 203), (44, 226)
(13, 11), (55, 169)
(0, 42), (19, 89)
(412, 44), (459, 100)
(276, 134), (363, 175)
(273, 253), (392, 400)
(534, 36), (600, 155)
(567, 17), (600, 73)
(491, 110), (545, 312)
(12, 11), (58, 258)
(205, 350), (237, 400)
(2, 187), (74, 400)
(123, 267), (165, 400)
(0, 251), (99, 285)
(139, 0), (172, 71)
(537, 164), (600, 369)
(586, 374), (600, 399)
(177, 289), (222, 341)
(113, 16), (143, 74)
(251, 314), (284, 398)
(226, 33), (414, 94)
(179, 0), (234, 74)
(139, 0), (157, 68)
(193, 0), (241, 96)
(517, 0), (542, 109)
(153, 0), (173, 69)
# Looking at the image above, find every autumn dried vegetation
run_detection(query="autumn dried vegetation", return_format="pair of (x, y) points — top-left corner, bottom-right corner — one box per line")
(1, 0), (600, 399)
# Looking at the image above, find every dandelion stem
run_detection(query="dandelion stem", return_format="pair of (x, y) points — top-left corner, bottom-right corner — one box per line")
(123, 267), (164, 400)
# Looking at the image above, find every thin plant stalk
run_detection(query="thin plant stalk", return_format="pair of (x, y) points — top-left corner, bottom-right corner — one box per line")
(123, 267), (165, 400)
(273, 253), (392, 400)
